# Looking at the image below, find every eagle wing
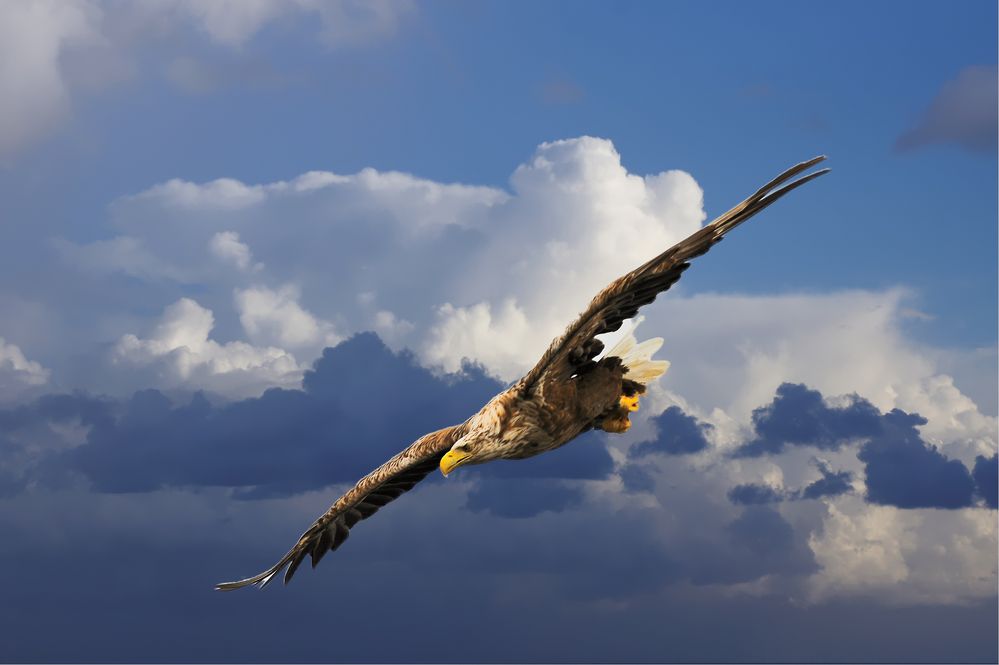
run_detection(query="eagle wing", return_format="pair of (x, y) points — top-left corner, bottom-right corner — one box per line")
(216, 423), (466, 590)
(516, 156), (829, 394)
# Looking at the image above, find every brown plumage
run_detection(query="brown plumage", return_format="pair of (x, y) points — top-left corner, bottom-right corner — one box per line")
(215, 155), (829, 591)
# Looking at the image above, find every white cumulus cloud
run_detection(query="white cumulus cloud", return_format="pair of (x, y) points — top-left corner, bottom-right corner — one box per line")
(112, 298), (302, 397)
(234, 284), (341, 352)
(0, 337), (51, 401)
(210, 231), (259, 272)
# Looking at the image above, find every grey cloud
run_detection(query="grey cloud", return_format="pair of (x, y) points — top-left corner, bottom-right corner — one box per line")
(973, 453), (998, 509)
(0, 364), (995, 661)
(465, 478), (583, 518)
(6, 333), (614, 524)
(619, 462), (657, 493)
(859, 410), (976, 509)
(685, 506), (818, 586)
(629, 405), (713, 458)
(734, 383), (882, 458)
(726, 382), (985, 510)
(895, 65), (998, 154)
(800, 461), (852, 500)
(728, 482), (784, 505)
(727, 461), (853, 506)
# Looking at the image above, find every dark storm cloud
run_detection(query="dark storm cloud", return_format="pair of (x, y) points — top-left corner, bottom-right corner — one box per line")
(0, 391), (116, 496)
(465, 478), (583, 518)
(685, 506), (818, 586)
(800, 462), (853, 500)
(619, 462), (656, 493)
(0, 358), (995, 662)
(628, 405), (712, 458)
(57, 332), (501, 496)
(734, 383), (882, 457)
(895, 65), (998, 154)
(973, 454), (998, 509)
(3, 333), (613, 522)
(1, 501), (994, 664)
(859, 410), (976, 509)
(0, 391), (113, 430)
(728, 483), (784, 505)
(727, 462), (852, 506)
(728, 383), (987, 510)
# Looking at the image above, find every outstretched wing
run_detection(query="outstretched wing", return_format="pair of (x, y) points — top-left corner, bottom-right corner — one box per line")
(516, 156), (829, 394)
(216, 424), (466, 590)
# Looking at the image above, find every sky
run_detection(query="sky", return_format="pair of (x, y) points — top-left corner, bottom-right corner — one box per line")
(0, 1), (996, 662)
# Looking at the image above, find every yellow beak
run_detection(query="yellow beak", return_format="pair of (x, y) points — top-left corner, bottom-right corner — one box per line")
(440, 448), (471, 477)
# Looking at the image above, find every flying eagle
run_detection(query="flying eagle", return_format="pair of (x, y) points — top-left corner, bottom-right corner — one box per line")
(217, 155), (829, 590)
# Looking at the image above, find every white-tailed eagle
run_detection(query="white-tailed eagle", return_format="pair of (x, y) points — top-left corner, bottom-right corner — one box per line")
(217, 155), (829, 590)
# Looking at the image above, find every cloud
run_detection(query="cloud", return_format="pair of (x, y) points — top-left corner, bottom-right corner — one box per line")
(722, 382), (985, 511)
(734, 383), (882, 457)
(134, 0), (415, 49)
(0, 337), (51, 401)
(234, 284), (340, 351)
(0, 0), (103, 161)
(799, 460), (853, 500)
(423, 137), (705, 378)
(111, 297), (302, 397)
(465, 479), (584, 518)
(895, 65), (998, 154)
(61, 137), (704, 395)
(627, 289), (995, 460)
(126, 176), (267, 210)
(142, 0), (290, 48)
(54, 235), (195, 283)
(727, 459), (853, 505)
(55, 333), (500, 496)
(973, 454), (998, 509)
(209, 231), (259, 272)
(858, 409), (977, 510)
(57, 144), (975, 423)
(619, 462), (656, 493)
(33, 330), (616, 514)
(0, 341), (994, 621)
(719, 506), (819, 580)
(806, 497), (997, 604)
(728, 482), (784, 505)
(629, 405), (713, 457)
(0, 0), (415, 160)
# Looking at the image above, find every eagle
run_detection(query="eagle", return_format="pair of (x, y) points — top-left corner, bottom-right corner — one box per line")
(217, 155), (829, 590)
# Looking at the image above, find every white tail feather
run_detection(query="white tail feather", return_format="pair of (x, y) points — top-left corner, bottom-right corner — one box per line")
(604, 320), (669, 385)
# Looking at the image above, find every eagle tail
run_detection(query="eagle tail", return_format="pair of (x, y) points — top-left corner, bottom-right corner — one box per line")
(605, 319), (669, 385)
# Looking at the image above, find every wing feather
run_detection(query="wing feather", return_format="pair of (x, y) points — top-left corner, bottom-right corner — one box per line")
(215, 424), (465, 590)
(516, 156), (829, 393)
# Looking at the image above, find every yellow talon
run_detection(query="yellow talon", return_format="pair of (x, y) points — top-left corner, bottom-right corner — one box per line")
(620, 394), (640, 412)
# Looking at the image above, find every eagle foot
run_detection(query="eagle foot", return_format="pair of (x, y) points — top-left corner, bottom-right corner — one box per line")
(600, 415), (631, 433)
(598, 394), (640, 433)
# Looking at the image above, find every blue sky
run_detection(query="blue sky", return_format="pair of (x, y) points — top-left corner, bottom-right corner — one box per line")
(0, 1), (996, 662)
